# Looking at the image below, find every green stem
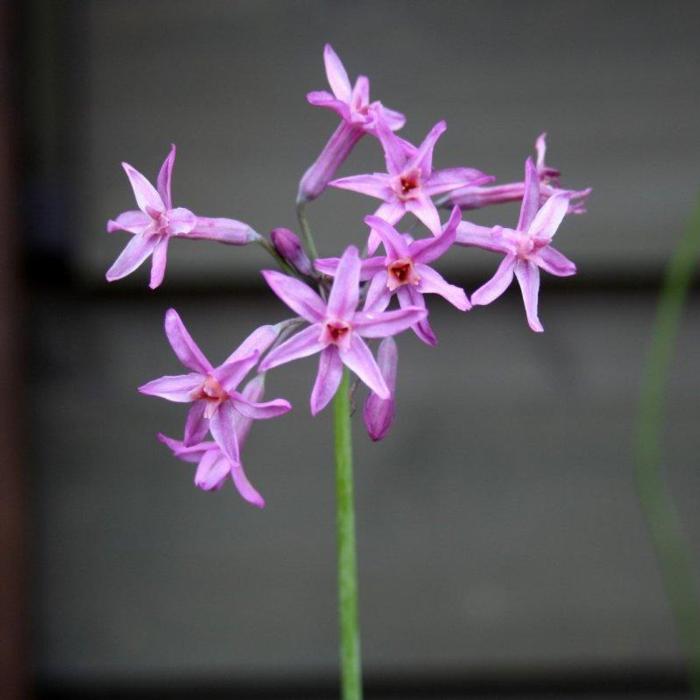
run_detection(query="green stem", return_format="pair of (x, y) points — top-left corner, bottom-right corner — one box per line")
(333, 369), (362, 700)
(297, 201), (319, 261)
(635, 196), (700, 696)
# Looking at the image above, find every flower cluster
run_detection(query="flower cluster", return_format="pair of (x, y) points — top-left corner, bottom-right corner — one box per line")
(106, 44), (590, 506)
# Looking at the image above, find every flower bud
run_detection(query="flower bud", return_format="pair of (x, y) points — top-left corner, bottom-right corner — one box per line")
(363, 337), (398, 441)
(270, 227), (313, 275)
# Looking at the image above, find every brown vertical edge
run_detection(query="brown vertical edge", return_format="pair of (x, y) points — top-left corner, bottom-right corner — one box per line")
(0, 2), (28, 699)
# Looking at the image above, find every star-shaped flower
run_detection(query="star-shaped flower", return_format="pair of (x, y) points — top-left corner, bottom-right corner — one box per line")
(139, 309), (291, 463)
(457, 158), (576, 332)
(330, 119), (491, 252)
(298, 44), (406, 203)
(107, 145), (259, 288)
(315, 207), (469, 345)
(157, 374), (270, 507)
(259, 246), (426, 415)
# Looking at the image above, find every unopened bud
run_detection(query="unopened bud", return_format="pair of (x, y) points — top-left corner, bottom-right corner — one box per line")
(363, 337), (398, 441)
(270, 227), (312, 275)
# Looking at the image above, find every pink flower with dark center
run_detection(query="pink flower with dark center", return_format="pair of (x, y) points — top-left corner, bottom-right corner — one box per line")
(297, 44), (406, 203)
(139, 309), (291, 463)
(259, 246), (426, 415)
(458, 158), (576, 332)
(330, 119), (492, 252)
(107, 145), (259, 288)
(157, 374), (270, 507)
(315, 207), (469, 346)
(446, 133), (591, 215)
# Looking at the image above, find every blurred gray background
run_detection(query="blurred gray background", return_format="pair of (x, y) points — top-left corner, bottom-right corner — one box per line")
(16, 0), (700, 697)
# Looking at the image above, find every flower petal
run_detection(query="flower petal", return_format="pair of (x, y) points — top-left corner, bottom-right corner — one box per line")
(214, 351), (260, 393)
(405, 193), (442, 235)
(184, 401), (209, 445)
(107, 210), (151, 234)
(528, 192), (570, 242)
(324, 43), (352, 102)
(326, 246), (361, 319)
(158, 432), (213, 464)
(209, 401), (240, 465)
(363, 215), (408, 259)
(224, 324), (280, 366)
(353, 305), (427, 338)
(339, 335), (389, 399)
(233, 374), (266, 448)
(310, 346), (344, 415)
(376, 119), (410, 175)
(407, 120), (446, 176)
(398, 287), (436, 346)
(363, 271), (392, 313)
(194, 449), (231, 491)
(415, 264), (471, 310)
(351, 75), (369, 112)
(105, 235), (158, 283)
(373, 104), (406, 132)
(409, 205), (460, 264)
(138, 372), (202, 402)
(149, 238), (169, 289)
(422, 167), (493, 196)
(164, 308), (212, 374)
(231, 395), (291, 420)
(329, 172), (391, 200)
(517, 157), (540, 231)
(230, 460), (265, 508)
(367, 200), (405, 254)
(188, 217), (258, 245)
(157, 144), (176, 209)
(262, 270), (326, 322)
(259, 324), (325, 372)
(471, 254), (516, 306)
(514, 259), (543, 332)
(534, 245), (577, 277)
(535, 132), (548, 172)
(122, 162), (164, 214)
(316, 255), (383, 282)
(307, 89), (346, 114)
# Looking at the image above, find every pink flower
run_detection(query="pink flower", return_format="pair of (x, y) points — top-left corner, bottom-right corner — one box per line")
(330, 119), (491, 253)
(363, 337), (397, 442)
(447, 133), (591, 215)
(106, 145), (259, 288)
(259, 246), (426, 415)
(297, 44), (406, 203)
(139, 309), (291, 463)
(316, 207), (469, 346)
(157, 375), (269, 507)
(458, 158), (576, 332)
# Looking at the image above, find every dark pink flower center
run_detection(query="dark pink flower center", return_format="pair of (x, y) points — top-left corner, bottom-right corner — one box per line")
(387, 257), (420, 291)
(192, 375), (228, 418)
(322, 319), (352, 348)
(394, 169), (421, 201)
